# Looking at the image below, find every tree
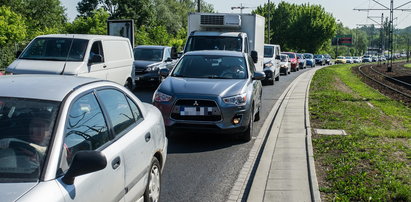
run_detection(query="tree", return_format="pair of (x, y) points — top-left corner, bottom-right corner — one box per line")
(65, 8), (110, 35)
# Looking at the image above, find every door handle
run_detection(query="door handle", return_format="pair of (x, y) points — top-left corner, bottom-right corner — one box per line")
(111, 157), (121, 169)
(103, 65), (107, 68)
(145, 133), (151, 142)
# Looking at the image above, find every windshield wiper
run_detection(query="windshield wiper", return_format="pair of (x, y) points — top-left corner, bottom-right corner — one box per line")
(207, 75), (228, 79)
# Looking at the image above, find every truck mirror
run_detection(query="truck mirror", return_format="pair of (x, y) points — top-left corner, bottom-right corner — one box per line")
(251, 50), (258, 63)
(171, 47), (178, 59)
(16, 50), (22, 58)
(275, 55), (280, 60)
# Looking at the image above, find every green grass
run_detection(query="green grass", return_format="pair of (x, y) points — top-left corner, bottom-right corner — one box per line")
(405, 63), (411, 69)
(309, 64), (411, 201)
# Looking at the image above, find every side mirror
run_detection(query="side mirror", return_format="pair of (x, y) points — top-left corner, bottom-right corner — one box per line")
(297, 56), (300, 59)
(171, 47), (178, 59)
(62, 151), (107, 185)
(275, 55), (280, 60)
(177, 51), (183, 58)
(165, 57), (173, 62)
(251, 50), (258, 63)
(159, 68), (170, 77)
(16, 50), (22, 59)
(88, 54), (103, 65)
(252, 71), (266, 80)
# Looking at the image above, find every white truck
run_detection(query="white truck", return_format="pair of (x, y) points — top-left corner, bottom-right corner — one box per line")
(184, 13), (265, 73)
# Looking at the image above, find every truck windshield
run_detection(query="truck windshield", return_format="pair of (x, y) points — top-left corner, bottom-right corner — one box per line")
(20, 38), (89, 62)
(185, 36), (242, 52)
(264, 46), (274, 58)
(134, 48), (164, 62)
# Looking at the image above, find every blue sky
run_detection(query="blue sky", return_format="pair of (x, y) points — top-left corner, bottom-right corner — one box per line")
(61, 0), (411, 29)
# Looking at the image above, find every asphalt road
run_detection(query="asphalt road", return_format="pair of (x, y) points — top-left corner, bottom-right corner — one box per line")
(133, 67), (313, 202)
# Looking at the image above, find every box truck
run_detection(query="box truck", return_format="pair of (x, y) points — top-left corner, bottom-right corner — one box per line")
(184, 13), (265, 72)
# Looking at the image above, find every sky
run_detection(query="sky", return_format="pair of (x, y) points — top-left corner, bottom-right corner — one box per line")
(61, 0), (411, 29)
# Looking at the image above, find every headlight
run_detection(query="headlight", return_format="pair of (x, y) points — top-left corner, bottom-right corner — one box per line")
(264, 62), (273, 68)
(146, 65), (160, 72)
(223, 93), (247, 106)
(280, 64), (285, 68)
(153, 91), (172, 102)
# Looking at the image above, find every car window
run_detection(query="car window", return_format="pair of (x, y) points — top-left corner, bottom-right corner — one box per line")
(164, 48), (171, 60)
(97, 89), (135, 136)
(90, 41), (104, 63)
(62, 92), (110, 172)
(126, 97), (143, 122)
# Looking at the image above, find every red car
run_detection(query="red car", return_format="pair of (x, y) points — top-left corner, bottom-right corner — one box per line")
(282, 52), (299, 72)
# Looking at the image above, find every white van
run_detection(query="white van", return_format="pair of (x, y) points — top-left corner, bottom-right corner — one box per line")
(263, 44), (281, 85)
(6, 34), (135, 89)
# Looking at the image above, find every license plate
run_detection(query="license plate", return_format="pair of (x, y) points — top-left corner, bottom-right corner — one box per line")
(179, 106), (213, 116)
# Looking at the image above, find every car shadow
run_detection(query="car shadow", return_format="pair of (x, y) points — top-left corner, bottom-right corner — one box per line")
(167, 132), (249, 154)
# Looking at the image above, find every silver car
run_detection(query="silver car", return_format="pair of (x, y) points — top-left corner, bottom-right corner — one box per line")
(0, 75), (167, 202)
(153, 50), (264, 141)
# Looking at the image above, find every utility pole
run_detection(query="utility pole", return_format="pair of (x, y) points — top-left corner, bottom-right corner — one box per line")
(197, 0), (200, 12)
(268, 0), (271, 44)
(407, 38), (410, 63)
(354, 0), (411, 72)
(231, 4), (256, 14)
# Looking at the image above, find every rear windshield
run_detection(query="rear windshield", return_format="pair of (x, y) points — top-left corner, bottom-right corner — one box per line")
(20, 38), (89, 62)
(0, 97), (59, 182)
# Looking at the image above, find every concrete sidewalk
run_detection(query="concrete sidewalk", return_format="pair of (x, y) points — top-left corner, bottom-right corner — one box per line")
(247, 68), (321, 202)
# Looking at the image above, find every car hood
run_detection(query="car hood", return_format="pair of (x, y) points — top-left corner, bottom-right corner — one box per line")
(6, 59), (85, 75)
(0, 182), (37, 202)
(133, 60), (161, 70)
(159, 77), (247, 97)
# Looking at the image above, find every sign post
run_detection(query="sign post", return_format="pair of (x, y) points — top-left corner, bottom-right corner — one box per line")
(107, 19), (135, 47)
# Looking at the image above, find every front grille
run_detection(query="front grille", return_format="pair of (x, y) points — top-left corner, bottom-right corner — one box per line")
(171, 99), (222, 121)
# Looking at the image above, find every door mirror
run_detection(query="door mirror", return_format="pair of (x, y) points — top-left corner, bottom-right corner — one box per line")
(62, 151), (107, 185)
(177, 51), (183, 58)
(275, 55), (280, 60)
(165, 57), (173, 62)
(251, 50), (258, 63)
(252, 71), (266, 80)
(16, 50), (22, 59)
(159, 68), (170, 77)
(171, 47), (178, 59)
(89, 54), (103, 64)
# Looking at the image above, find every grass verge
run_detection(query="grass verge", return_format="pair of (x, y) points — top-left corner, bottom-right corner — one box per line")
(405, 63), (411, 69)
(309, 64), (411, 201)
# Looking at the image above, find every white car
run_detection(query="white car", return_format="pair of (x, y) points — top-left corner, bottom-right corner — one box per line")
(279, 54), (291, 75)
(0, 75), (167, 202)
(263, 44), (281, 85)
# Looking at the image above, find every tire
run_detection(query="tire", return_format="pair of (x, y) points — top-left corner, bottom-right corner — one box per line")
(144, 157), (161, 202)
(268, 79), (274, 85)
(239, 107), (254, 142)
(275, 75), (280, 81)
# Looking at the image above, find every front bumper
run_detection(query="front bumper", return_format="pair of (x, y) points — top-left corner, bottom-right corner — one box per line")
(135, 71), (160, 83)
(153, 95), (252, 135)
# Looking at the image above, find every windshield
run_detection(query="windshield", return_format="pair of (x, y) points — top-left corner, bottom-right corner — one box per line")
(314, 55), (322, 58)
(337, 56), (344, 59)
(280, 55), (288, 62)
(171, 55), (247, 79)
(264, 46), (274, 57)
(134, 48), (164, 62)
(185, 36), (242, 52)
(20, 38), (89, 62)
(0, 97), (59, 182)
(283, 53), (295, 59)
(304, 54), (313, 59)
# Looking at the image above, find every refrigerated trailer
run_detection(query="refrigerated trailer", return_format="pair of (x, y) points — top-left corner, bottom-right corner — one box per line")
(184, 13), (265, 72)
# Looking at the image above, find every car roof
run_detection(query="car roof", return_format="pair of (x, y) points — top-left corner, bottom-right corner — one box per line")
(135, 45), (168, 49)
(36, 34), (127, 41)
(0, 75), (102, 101)
(184, 50), (244, 57)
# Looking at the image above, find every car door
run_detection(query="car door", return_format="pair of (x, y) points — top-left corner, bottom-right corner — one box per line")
(81, 41), (107, 80)
(57, 91), (125, 202)
(96, 88), (154, 202)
